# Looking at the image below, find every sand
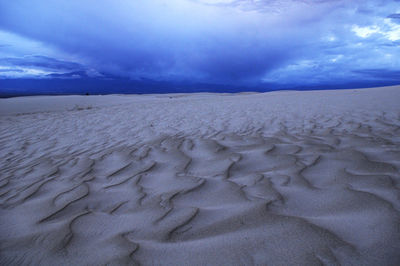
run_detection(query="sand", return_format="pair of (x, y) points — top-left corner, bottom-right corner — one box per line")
(1, 86), (400, 265)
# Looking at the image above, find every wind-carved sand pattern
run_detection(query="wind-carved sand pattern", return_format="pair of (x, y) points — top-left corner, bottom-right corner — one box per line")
(1, 87), (400, 265)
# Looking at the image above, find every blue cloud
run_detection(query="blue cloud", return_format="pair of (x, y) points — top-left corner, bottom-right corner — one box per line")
(0, 55), (83, 71)
(0, 68), (23, 73)
(353, 69), (400, 80)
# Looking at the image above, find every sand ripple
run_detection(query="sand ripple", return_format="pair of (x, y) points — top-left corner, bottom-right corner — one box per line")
(1, 88), (400, 265)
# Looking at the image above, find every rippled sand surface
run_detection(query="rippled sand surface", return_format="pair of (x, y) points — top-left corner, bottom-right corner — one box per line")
(1, 86), (400, 265)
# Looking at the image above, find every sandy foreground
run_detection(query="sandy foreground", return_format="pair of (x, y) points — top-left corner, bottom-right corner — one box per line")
(0, 86), (400, 265)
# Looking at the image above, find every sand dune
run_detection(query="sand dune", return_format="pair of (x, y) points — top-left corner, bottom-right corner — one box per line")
(1, 86), (400, 265)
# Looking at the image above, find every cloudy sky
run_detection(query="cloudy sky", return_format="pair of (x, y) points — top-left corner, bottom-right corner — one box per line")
(0, 0), (399, 94)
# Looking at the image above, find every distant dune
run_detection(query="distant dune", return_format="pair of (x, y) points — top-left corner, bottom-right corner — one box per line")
(1, 86), (400, 265)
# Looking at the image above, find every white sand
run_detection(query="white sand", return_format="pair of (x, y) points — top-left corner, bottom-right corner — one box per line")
(1, 86), (400, 265)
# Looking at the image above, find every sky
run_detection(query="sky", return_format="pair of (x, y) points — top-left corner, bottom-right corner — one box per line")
(0, 0), (399, 95)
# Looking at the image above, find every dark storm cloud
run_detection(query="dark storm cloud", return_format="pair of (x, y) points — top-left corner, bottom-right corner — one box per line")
(0, 0), (399, 89)
(0, 0), (329, 82)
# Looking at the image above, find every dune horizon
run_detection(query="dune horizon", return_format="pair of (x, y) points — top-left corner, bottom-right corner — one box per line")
(1, 85), (400, 265)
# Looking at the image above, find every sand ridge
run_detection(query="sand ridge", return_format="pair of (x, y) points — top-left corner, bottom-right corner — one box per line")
(1, 86), (400, 265)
